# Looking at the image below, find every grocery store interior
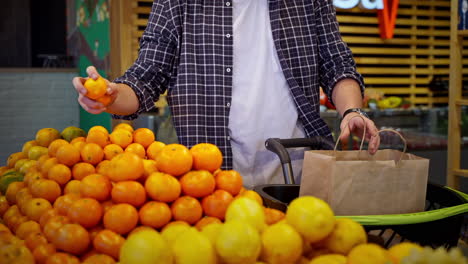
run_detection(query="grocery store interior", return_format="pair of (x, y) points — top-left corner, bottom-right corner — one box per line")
(1, 0), (468, 262)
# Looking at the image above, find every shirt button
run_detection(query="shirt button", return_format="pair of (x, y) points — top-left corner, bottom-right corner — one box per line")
(226, 33), (231, 38)
(227, 136), (231, 140)
(225, 2), (231, 6)
(226, 102), (231, 107)
(226, 67), (231, 73)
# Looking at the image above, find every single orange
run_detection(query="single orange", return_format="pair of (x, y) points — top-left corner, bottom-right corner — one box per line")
(92, 229), (125, 260)
(113, 122), (134, 132)
(52, 193), (80, 217)
(68, 198), (103, 229)
(103, 144), (124, 160)
(133, 128), (155, 148)
(15, 220), (41, 240)
(80, 173), (112, 201)
(180, 170), (216, 198)
(54, 223), (90, 255)
(80, 143), (104, 165)
(70, 136), (86, 144)
(63, 180), (82, 195)
(88, 125), (109, 136)
(30, 179), (61, 203)
(86, 130), (109, 148)
(109, 129), (133, 148)
(190, 143), (223, 173)
(201, 189), (234, 220)
(24, 197), (53, 222)
(139, 201), (172, 229)
(145, 172), (181, 202)
(56, 144), (81, 167)
(84, 76), (107, 100)
(146, 141), (165, 160)
(71, 162), (96, 180)
(125, 143), (146, 159)
(215, 170), (243, 196)
(103, 203), (139, 235)
(156, 143), (193, 176)
(111, 181), (146, 207)
(264, 207), (286, 225)
(106, 152), (144, 182)
(171, 196), (203, 225)
(48, 164), (72, 186)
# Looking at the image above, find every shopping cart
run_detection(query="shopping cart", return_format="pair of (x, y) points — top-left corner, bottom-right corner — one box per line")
(254, 137), (468, 248)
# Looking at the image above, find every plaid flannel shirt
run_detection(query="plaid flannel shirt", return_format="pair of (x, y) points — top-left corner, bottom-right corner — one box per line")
(113, 0), (364, 169)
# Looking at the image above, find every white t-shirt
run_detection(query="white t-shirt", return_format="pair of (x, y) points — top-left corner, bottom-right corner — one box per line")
(229, 0), (306, 189)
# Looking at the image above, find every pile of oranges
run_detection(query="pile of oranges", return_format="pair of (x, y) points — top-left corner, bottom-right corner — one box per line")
(0, 124), (284, 263)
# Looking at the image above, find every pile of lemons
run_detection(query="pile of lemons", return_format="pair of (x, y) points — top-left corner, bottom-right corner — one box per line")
(119, 196), (434, 264)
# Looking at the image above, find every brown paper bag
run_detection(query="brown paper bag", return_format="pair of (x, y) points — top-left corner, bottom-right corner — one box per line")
(300, 128), (429, 216)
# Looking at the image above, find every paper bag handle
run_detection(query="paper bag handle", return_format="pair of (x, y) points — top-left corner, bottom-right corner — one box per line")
(333, 116), (408, 163)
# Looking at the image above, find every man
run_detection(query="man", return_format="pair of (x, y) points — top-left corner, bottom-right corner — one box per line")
(73, 0), (380, 188)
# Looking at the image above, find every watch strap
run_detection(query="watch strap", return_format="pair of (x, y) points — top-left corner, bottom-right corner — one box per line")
(342, 108), (369, 119)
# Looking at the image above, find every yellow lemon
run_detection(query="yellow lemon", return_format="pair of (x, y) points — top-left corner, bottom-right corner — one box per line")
(215, 220), (261, 264)
(35, 128), (61, 147)
(200, 222), (223, 245)
(160, 222), (191, 247)
(309, 254), (347, 264)
(21, 140), (38, 155)
(322, 218), (367, 255)
(388, 242), (423, 264)
(260, 222), (303, 264)
(225, 197), (266, 231)
(286, 196), (335, 243)
(13, 159), (29, 171)
(120, 229), (173, 264)
(172, 227), (217, 264)
(347, 243), (391, 264)
(18, 160), (37, 174)
(27, 146), (48, 160)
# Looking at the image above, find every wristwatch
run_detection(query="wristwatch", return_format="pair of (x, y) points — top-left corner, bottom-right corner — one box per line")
(341, 108), (369, 119)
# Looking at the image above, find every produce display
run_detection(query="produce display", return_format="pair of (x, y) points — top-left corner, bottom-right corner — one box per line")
(0, 125), (467, 264)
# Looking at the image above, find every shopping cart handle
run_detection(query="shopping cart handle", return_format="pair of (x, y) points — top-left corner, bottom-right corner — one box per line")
(265, 137), (335, 185)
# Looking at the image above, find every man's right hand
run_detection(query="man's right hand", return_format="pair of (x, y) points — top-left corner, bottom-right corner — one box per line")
(72, 66), (118, 114)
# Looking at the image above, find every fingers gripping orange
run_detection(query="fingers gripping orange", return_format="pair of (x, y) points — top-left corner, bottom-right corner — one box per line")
(84, 77), (107, 100)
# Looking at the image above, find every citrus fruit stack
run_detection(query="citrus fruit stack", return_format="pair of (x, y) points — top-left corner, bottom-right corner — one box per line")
(0, 124), (285, 263)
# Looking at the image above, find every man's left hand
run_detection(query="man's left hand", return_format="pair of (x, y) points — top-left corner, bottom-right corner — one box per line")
(338, 113), (380, 154)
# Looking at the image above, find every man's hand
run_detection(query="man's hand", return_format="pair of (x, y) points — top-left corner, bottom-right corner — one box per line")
(72, 66), (118, 114)
(338, 112), (380, 154)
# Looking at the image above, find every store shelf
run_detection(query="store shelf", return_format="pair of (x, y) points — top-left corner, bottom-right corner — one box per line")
(459, 30), (468, 37)
(454, 169), (468, 178)
(456, 99), (468, 106)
